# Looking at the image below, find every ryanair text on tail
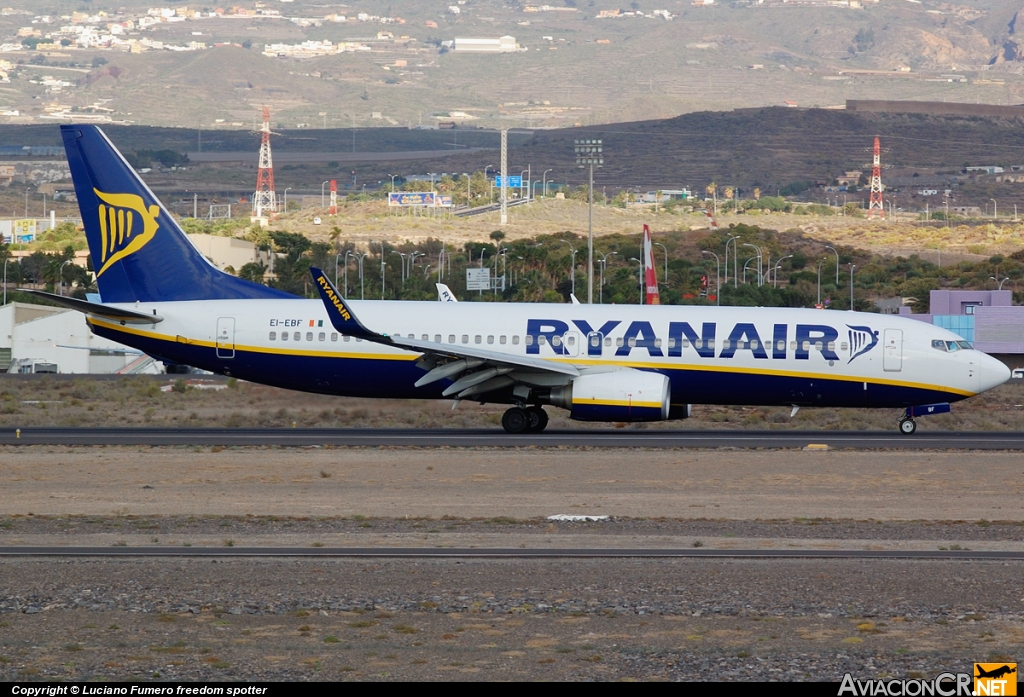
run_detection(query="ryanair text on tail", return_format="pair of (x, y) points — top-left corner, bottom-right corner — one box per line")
(837, 664), (1017, 697)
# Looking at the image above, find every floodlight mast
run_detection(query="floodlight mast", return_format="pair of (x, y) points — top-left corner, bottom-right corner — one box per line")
(575, 138), (603, 304)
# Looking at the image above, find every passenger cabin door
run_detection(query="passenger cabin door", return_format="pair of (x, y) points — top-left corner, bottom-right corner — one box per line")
(216, 317), (235, 359)
(882, 328), (902, 372)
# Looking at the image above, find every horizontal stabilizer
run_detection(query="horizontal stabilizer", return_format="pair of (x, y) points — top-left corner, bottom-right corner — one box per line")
(17, 289), (163, 324)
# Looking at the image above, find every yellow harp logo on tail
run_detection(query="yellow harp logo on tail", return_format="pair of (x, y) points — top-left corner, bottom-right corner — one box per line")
(93, 188), (160, 277)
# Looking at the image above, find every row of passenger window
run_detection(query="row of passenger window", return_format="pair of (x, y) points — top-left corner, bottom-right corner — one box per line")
(267, 330), (845, 353)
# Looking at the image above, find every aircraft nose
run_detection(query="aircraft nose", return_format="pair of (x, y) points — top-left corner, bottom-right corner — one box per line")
(978, 353), (1011, 393)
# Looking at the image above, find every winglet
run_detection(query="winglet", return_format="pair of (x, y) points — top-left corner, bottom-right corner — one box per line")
(436, 283), (458, 302)
(309, 267), (380, 341)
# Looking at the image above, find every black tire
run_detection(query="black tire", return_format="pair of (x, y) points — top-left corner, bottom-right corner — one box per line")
(527, 406), (549, 433)
(502, 407), (530, 434)
(898, 418), (917, 435)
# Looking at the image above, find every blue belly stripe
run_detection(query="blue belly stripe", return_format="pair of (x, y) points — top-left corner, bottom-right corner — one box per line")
(90, 323), (968, 409)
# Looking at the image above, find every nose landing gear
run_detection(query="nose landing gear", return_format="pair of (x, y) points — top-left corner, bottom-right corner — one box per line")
(501, 406), (549, 434)
(898, 402), (951, 434)
(898, 417), (917, 435)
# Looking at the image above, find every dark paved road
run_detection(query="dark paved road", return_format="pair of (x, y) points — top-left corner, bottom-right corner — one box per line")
(1, 547), (1022, 559)
(2, 427), (1023, 449)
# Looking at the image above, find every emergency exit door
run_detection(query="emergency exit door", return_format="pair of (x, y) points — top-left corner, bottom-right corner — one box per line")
(216, 317), (235, 359)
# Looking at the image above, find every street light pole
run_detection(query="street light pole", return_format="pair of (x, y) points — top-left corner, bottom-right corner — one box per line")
(560, 239), (576, 298)
(630, 257), (643, 304)
(3, 256), (11, 305)
(392, 251), (407, 284)
(542, 169), (552, 198)
(321, 181), (329, 208)
(701, 250), (720, 306)
(344, 251), (355, 297)
(725, 234), (739, 287)
(849, 264), (856, 310)
(283, 187), (291, 212)
(991, 198), (997, 220)
(597, 251), (616, 304)
(575, 138), (603, 304)
(816, 258), (825, 306)
(377, 242), (386, 300)
(58, 259), (72, 296)
(741, 243), (762, 286)
(357, 253), (367, 300)
(773, 255), (793, 289)
(654, 242), (668, 286)
(825, 245), (840, 286)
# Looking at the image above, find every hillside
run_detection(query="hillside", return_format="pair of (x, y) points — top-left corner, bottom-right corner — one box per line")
(5, 0), (1024, 128)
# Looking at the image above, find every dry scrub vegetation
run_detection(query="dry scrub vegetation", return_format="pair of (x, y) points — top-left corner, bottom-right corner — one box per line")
(1, 376), (1022, 432)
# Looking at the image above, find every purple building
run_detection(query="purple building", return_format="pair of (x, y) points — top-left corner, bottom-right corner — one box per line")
(901, 290), (1024, 355)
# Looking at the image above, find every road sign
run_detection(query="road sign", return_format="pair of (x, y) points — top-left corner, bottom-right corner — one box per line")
(466, 267), (491, 291)
(494, 176), (522, 187)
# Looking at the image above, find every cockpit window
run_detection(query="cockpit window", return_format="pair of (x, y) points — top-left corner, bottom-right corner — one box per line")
(931, 340), (947, 351)
(945, 341), (960, 352)
(956, 340), (972, 350)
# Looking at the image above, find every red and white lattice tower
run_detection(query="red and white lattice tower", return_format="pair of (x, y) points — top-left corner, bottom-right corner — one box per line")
(329, 179), (337, 215)
(868, 136), (884, 220)
(253, 105), (277, 217)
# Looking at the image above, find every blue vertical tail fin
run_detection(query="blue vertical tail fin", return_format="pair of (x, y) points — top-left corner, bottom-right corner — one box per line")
(60, 124), (293, 303)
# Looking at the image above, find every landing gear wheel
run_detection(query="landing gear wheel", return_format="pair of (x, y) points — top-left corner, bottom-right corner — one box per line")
(898, 418), (917, 435)
(502, 407), (530, 434)
(526, 406), (549, 433)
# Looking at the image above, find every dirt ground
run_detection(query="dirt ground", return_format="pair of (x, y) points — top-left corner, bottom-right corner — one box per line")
(3, 376), (1023, 432)
(0, 445), (1021, 522)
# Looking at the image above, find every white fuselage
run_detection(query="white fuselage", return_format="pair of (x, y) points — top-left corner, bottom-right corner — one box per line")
(85, 299), (1010, 409)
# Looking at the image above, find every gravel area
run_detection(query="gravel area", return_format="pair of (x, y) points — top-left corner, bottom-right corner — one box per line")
(4, 515), (1024, 541)
(0, 558), (1019, 681)
(2, 446), (1020, 681)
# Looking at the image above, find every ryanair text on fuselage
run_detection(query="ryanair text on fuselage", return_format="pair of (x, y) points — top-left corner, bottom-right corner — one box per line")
(524, 318), (878, 362)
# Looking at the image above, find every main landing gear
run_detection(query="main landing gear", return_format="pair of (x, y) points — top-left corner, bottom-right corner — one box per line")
(501, 406), (549, 434)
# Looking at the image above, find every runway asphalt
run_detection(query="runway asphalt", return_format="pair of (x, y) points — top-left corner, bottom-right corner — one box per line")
(1, 546), (1023, 559)
(2, 427), (1024, 449)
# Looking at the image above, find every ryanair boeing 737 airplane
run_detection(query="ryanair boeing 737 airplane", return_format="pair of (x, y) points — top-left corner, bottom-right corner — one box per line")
(31, 125), (1010, 434)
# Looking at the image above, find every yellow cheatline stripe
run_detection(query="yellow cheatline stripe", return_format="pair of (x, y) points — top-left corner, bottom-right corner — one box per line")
(87, 318), (417, 362)
(88, 318), (973, 396)
(554, 355), (975, 397)
(572, 398), (662, 409)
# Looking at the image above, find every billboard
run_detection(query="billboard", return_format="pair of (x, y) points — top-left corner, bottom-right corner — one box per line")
(466, 267), (490, 291)
(494, 176), (523, 187)
(13, 218), (35, 243)
(389, 191), (436, 206)
(436, 195), (453, 207)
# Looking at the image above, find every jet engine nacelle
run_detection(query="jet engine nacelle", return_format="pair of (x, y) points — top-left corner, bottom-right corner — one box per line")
(549, 369), (671, 422)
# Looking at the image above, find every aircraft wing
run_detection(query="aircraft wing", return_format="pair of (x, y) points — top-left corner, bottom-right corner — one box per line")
(310, 267), (579, 399)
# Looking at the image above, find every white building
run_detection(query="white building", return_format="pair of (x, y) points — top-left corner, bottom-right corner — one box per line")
(453, 36), (523, 52)
(185, 234), (272, 274)
(0, 302), (160, 374)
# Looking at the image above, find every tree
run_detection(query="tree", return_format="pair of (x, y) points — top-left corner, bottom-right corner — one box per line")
(238, 261), (267, 284)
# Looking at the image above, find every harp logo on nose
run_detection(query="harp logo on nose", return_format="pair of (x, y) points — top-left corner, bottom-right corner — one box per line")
(94, 188), (161, 277)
